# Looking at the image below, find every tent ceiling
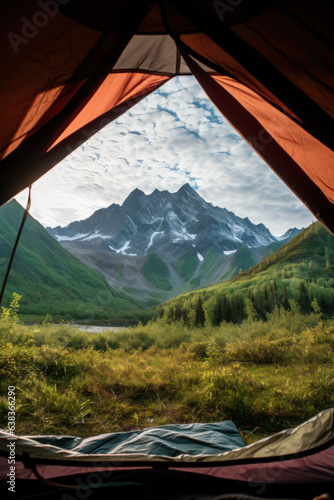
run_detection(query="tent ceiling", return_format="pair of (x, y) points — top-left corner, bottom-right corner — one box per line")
(0, 0), (333, 232)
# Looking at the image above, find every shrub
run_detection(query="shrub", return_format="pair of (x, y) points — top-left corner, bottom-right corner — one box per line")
(187, 342), (209, 360)
(66, 333), (90, 350)
(0, 343), (32, 381)
(32, 347), (79, 380)
(224, 338), (298, 365)
(0, 292), (22, 337)
(92, 335), (109, 352)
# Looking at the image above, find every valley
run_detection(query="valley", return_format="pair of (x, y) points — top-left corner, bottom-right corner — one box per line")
(1, 186), (332, 327)
(0, 200), (145, 322)
(1, 188), (333, 444)
(160, 221), (334, 325)
(47, 184), (301, 305)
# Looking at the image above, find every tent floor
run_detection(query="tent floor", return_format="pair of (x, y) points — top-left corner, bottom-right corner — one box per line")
(10, 469), (334, 500)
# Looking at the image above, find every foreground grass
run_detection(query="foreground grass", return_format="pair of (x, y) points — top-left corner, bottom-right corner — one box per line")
(0, 306), (334, 442)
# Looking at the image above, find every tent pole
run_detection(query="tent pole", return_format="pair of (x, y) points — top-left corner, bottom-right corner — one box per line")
(0, 187), (31, 308)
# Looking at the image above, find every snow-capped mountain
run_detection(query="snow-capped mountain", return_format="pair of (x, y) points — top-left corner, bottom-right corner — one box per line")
(49, 184), (280, 256)
(275, 227), (304, 241)
(47, 185), (302, 300)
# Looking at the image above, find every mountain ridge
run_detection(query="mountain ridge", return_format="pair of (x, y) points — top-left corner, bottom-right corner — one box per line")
(48, 184), (296, 254)
(47, 185), (302, 301)
(0, 200), (144, 321)
(158, 221), (334, 325)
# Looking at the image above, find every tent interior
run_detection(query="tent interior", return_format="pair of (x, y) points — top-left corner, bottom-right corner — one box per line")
(1, 0), (334, 232)
(0, 409), (334, 499)
(0, 0), (334, 498)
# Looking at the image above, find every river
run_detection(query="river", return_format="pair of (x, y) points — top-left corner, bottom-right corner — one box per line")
(72, 324), (126, 333)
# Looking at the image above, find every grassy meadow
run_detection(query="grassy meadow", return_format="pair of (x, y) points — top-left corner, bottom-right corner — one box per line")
(1, 294), (333, 442)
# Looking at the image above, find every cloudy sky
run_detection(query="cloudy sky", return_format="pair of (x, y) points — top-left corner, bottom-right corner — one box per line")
(16, 76), (314, 236)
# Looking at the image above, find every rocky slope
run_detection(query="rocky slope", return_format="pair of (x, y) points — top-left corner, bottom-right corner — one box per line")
(48, 185), (302, 301)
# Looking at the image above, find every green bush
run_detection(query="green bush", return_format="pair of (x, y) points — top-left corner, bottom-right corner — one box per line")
(66, 333), (90, 350)
(32, 347), (79, 380)
(225, 338), (298, 365)
(187, 342), (209, 360)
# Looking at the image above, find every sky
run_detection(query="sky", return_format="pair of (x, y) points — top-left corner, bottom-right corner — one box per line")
(15, 76), (314, 236)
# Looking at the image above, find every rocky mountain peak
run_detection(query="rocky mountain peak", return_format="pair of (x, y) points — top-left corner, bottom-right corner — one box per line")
(46, 185), (303, 300)
(123, 187), (145, 204)
(177, 182), (193, 193)
(48, 184), (301, 259)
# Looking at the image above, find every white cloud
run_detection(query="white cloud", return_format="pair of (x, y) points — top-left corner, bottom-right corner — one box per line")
(15, 76), (314, 235)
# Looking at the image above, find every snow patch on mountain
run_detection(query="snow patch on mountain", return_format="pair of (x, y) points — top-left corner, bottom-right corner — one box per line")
(55, 232), (89, 241)
(172, 223), (197, 244)
(47, 184), (304, 300)
(118, 241), (130, 254)
(275, 227), (303, 241)
(82, 231), (103, 241)
(59, 231), (112, 242)
(49, 184), (300, 262)
(146, 231), (164, 252)
(109, 241), (131, 255)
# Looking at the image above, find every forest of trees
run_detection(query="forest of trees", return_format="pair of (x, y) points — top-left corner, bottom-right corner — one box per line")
(158, 222), (334, 326)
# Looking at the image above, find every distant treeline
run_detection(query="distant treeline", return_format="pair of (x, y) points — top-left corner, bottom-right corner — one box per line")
(157, 223), (334, 326)
(159, 280), (333, 327)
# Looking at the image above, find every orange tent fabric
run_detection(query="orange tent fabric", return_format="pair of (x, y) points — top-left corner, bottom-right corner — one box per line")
(0, 0), (333, 231)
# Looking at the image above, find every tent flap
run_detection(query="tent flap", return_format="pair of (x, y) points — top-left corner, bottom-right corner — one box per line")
(0, 0), (334, 232)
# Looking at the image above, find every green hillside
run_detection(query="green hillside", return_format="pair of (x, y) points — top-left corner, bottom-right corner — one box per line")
(179, 247), (256, 294)
(142, 252), (173, 291)
(188, 248), (219, 288)
(0, 201), (144, 321)
(175, 250), (198, 281)
(183, 248), (223, 291)
(219, 247), (256, 282)
(158, 222), (334, 325)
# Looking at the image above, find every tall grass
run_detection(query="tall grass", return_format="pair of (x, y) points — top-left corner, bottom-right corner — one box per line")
(0, 299), (333, 441)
